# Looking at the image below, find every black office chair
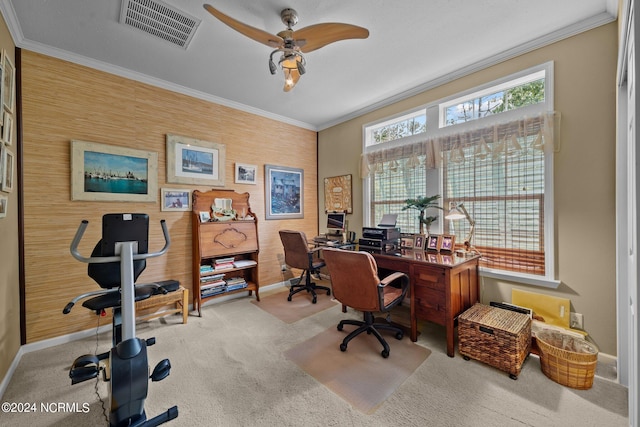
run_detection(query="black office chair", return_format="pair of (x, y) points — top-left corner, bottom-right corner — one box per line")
(279, 230), (331, 304)
(323, 248), (409, 358)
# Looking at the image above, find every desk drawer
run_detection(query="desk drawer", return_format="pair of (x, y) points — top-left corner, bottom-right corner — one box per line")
(413, 285), (446, 325)
(412, 265), (445, 291)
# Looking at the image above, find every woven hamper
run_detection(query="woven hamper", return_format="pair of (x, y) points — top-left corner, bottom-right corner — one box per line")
(459, 303), (531, 379)
(536, 330), (598, 390)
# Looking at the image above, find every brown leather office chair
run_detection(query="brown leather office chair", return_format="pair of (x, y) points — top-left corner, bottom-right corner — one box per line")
(322, 248), (409, 358)
(279, 230), (331, 304)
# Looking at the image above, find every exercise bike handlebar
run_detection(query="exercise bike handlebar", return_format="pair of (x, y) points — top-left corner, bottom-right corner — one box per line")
(70, 219), (171, 264)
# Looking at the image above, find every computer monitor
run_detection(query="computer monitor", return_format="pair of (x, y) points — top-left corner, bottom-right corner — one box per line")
(327, 212), (346, 232)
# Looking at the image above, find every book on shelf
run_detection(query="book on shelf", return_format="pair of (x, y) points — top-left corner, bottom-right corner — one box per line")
(200, 280), (226, 290)
(214, 257), (236, 265)
(200, 265), (214, 273)
(213, 263), (234, 271)
(233, 259), (257, 268)
(200, 273), (225, 282)
(201, 286), (227, 298)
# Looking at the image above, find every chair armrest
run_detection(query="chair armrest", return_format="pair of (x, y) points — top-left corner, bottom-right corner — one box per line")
(380, 272), (409, 290)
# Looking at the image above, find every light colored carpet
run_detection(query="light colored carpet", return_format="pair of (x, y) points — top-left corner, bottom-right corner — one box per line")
(251, 288), (339, 323)
(0, 284), (629, 426)
(284, 325), (431, 413)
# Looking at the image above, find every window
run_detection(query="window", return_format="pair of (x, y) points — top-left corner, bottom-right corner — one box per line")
(363, 63), (556, 285)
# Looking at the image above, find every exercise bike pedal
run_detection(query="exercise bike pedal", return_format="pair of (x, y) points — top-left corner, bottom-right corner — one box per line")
(146, 337), (156, 346)
(69, 354), (100, 385)
(150, 359), (172, 382)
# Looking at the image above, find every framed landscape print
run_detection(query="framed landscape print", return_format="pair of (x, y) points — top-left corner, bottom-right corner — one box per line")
(70, 140), (158, 202)
(160, 188), (191, 212)
(0, 194), (6, 218)
(166, 134), (225, 187)
(265, 164), (303, 219)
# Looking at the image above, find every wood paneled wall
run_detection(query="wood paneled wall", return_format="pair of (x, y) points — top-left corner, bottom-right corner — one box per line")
(21, 51), (318, 343)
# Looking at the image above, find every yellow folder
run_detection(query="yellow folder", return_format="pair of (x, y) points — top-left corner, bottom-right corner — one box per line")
(512, 289), (570, 329)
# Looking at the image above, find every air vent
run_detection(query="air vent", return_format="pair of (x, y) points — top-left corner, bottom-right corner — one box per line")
(120, 0), (201, 49)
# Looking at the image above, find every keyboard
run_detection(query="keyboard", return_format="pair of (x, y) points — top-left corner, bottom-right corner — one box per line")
(313, 236), (328, 243)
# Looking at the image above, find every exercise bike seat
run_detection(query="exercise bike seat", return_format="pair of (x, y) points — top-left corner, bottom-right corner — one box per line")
(82, 285), (157, 312)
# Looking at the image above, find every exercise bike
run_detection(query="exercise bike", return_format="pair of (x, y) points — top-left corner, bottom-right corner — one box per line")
(64, 213), (178, 427)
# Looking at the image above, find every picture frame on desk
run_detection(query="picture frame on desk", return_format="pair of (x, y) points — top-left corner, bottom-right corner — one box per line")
(426, 234), (441, 251)
(440, 235), (456, 252)
(413, 234), (426, 250)
(400, 236), (414, 249)
(199, 211), (211, 222)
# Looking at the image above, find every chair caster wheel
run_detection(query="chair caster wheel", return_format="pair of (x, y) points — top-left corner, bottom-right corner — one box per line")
(337, 324), (343, 331)
(381, 350), (389, 358)
(395, 331), (404, 340)
(340, 343), (347, 352)
(312, 296), (317, 304)
(287, 296), (292, 301)
(326, 290), (331, 295)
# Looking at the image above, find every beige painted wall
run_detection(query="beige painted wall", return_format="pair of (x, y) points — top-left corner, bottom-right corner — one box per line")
(0, 14), (19, 389)
(20, 50), (318, 343)
(318, 23), (619, 355)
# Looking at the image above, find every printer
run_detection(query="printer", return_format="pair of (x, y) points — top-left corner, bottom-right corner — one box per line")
(359, 214), (400, 250)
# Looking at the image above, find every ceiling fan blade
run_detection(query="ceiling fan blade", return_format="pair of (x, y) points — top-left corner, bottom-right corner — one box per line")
(203, 4), (283, 48)
(293, 23), (369, 53)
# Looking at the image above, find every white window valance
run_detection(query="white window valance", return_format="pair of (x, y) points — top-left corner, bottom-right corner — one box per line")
(361, 111), (558, 178)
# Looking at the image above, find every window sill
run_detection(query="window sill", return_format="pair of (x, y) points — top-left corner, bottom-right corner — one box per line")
(480, 267), (560, 289)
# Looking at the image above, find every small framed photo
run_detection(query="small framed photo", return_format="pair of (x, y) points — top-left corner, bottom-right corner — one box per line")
(2, 112), (12, 145)
(161, 188), (191, 212)
(1, 145), (14, 192)
(2, 50), (14, 114)
(199, 211), (211, 223)
(426, 234), (441, 251)
(400, 236), (414, 249)
(440, 235), (456, 252)
(235, 163), (257, 185)
(413, 234), (426, 250)
(0, 194), (7, 218)
(427, 253), (439, 263)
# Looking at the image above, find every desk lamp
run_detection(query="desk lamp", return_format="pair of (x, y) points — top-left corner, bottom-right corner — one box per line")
(445, 203), (478, 257)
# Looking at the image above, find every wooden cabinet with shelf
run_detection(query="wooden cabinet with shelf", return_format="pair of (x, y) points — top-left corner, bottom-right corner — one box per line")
(192, 189), (260, 316)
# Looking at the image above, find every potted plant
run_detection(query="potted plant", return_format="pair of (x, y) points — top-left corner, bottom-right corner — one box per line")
(402, 195), (443, 235)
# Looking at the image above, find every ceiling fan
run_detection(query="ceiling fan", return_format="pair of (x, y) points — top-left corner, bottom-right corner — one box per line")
(203, 4), (369, 92)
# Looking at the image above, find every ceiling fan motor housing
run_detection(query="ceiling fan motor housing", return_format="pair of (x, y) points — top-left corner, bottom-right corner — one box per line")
(281, 8), (299, 29)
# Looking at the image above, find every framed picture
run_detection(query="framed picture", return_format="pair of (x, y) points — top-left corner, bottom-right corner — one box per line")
(265, 164), (303, 220)
(427, 253), (439, 263)
(413, 234), (426, 250)
(400, 236), (414, 249)
(166, 134), (226, 187)
(426, 234), (442, 251)
(1, 145), (14, 192)
(70, 140), (158, 202)
(199, 211), (211, 222)
(324, 174), (352, 213)
(0, 60), (3, 126)
(440, 235), (456, 252)
(235, 163), (257, 185)
(160, 188), (191, 212)
(0, 194), (7, 218)
(2, 112), (12, 145)
(2, 51), (14, 114)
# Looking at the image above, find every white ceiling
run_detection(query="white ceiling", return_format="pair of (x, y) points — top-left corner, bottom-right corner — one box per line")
(0, 0), (618, 130)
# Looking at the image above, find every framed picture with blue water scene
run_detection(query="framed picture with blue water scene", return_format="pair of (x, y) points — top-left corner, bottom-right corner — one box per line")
(265, 164), (303, 220)
(70, 140), (158, 202)
(166, 134), (226, 187)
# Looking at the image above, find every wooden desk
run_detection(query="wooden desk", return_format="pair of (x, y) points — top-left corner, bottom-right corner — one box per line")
(369, 249), (480, 357)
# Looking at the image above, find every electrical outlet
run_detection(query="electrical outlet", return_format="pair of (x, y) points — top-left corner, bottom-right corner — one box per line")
(570, 312), (584, 329)
(281, 264), (287, 272)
